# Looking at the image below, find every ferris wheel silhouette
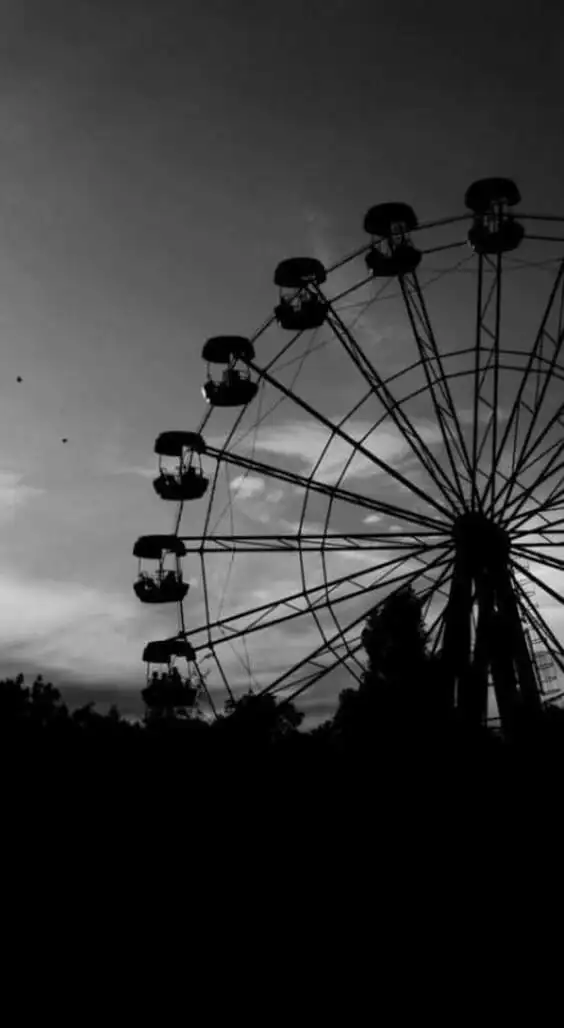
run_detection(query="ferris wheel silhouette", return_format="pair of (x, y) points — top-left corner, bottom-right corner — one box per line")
(133, 177), (564, 730)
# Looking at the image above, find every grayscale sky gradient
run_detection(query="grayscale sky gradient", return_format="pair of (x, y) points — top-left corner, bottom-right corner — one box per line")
(0, 0), (563, 716)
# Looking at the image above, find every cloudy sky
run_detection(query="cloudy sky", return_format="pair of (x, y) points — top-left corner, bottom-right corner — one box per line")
(1, 0), (563, 716)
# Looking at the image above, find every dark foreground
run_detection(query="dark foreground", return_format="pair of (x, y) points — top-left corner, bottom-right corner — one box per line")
(2, 674), (562, 841)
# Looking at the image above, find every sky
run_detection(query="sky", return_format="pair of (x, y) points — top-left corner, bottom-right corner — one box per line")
(0, 0), (563, 718)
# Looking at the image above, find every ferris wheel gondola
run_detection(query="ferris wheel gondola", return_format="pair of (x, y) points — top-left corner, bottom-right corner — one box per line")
(133, 535), (189, 604)
(134, 176), (564, 730)
(141, 637), (207, 716)
(274, 257), (328, 331)
(153, 431), (209, 502)
(201, 336), (258, 407)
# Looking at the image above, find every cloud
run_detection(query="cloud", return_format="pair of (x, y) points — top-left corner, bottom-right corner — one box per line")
(265, 488), (284, 503)
(277, 518), (327, 535)
(0, 471), (43, 520)
(225, 475), (290, 526)
(457, 406), (509, 426)
(0, 571), (147, 682)
(363, 513), (381, 524)
(230, 474), (265, 499)
(243, 417), (443, 484)
(117, 463), (155, 479)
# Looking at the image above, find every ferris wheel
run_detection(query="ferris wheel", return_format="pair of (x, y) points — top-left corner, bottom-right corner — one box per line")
(133, 177), (564, 729)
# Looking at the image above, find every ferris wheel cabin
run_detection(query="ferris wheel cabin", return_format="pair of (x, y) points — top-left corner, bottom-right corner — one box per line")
(274, 257), (328, 330)
(465, 177), (524, 254)
(142, 637), (196, 665)
(142, 674), (199, 712)
(141, 637), (199, 711)
(201, 335), (258, 407)
(133, 534), (189, 604)
(153, 430), (209, 501)
(364, 202), (422, 277)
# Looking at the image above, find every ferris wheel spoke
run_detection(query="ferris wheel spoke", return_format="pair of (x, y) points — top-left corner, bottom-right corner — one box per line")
(398, 271), (474, 498)
(501, 395), (564, 506)
(470, 254), (496, 510)
(188, 544), (452, 653)
(510, 557), (564, 612)
(511, 545), (564, 576)
(502, 466), (564, 531)
(492, 283), (564, 520)
(320, 299), (463, 513)
(402, 557), (455, 659)
(257, 548), (453, 698)
(243, 355), (456, 520)
(475, 455), (553, 521)
(424, 557), (459, 656)
(197, 552), (235, 702)
(279, 557), (456, 704)
(422, 557), (455, 612)
(506, 483), (564, 534)
(276, 639), (365, 704)
(307, 358), (473, 531)
(205, 445), (451, 530)
(189, 571), (371, 646)
(181, 533), (450, 554)
(512, 512), (564, 541)
(500, 455), (564, 528)
(471, 252), (508, 513)
(534, 482), (564, 514)
(511, 534), (564, 546)
(514, 434), (564, 488)
(426, 600), (451, 657)
(318, 538), (454, 675)
(496, 434), (564, 524)
(482, 259), (564, 516)
(497, 409), (564, 526)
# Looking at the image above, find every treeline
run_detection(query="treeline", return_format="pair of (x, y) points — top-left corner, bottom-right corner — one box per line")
(2, 589), (563, 818)
(4, 590), (559, 900)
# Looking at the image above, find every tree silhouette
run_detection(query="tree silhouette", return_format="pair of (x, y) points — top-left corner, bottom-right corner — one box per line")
(331, 588), (451, 750)
(216, 691), (303, 746)
(0, 673), (30, 724)
(0, 641), (562, 824)
(29, 676), (68, 727)
(361, 587), (428, 692)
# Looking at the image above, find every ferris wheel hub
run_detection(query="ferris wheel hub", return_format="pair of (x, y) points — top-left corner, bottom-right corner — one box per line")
(451, 512), (511, 568)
